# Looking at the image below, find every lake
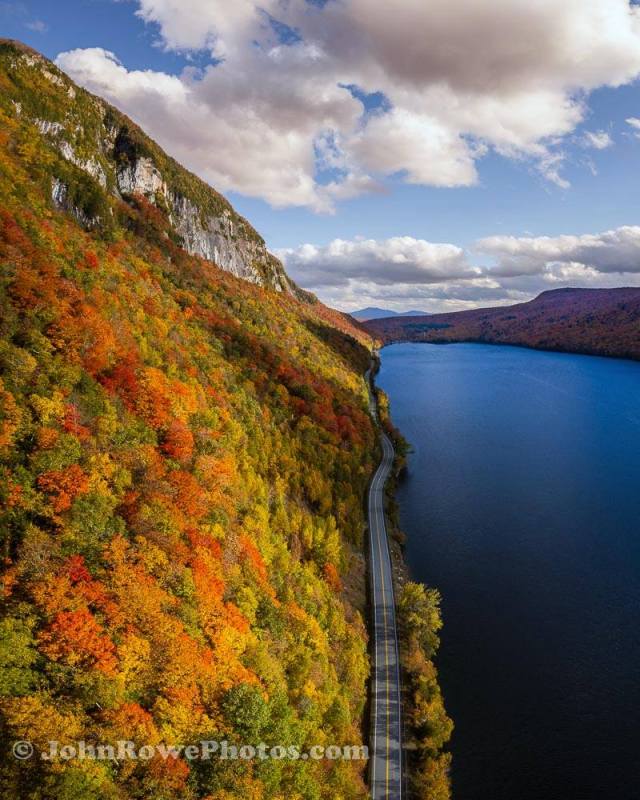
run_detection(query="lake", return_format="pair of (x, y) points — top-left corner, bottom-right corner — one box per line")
(377, 343), (640, 800)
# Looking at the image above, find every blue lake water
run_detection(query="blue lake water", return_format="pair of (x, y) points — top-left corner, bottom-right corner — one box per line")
(377, 343), (640, 800)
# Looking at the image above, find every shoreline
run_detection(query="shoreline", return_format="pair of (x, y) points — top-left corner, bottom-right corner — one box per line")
(365, 360), (404, 798)
(367, 354), (453, 799)
(378, 338), (640, 365)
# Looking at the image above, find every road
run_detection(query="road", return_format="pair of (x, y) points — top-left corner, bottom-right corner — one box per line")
(366, 367), (403, 800)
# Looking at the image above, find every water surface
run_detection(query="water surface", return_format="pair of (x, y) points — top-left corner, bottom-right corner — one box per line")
(377, 343), (640, 800)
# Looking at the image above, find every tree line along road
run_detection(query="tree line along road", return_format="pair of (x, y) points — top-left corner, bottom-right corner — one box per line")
(366, 366), (403, 800)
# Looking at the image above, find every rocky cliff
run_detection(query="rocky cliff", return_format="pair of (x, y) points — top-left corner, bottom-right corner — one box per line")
(0, 41), (379, 800)
(0, 39), (297, 294)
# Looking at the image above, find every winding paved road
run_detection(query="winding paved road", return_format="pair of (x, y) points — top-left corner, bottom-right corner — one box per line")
(366, 367), (403, 800)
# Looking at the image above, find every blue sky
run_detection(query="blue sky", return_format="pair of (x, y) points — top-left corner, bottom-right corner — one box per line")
(4, 0), (640, 311)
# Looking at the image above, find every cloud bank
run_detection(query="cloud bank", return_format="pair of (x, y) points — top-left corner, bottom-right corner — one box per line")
(56, 0), (640, 210)
(279, 227), (640, 312)
(278, 237), (479, 286)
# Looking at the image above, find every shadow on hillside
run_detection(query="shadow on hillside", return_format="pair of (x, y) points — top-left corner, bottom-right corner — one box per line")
(302, 317), (371, 374)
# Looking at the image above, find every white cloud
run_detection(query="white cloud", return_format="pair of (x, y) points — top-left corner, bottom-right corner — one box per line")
(55, 0), (640, 210)
(317, 0), (640, 95)
(626, 117), (640, 138)
(26, 18), (48, 33)
(477, 225), (640, 276)
(277, 236), (480, 287)
(580, 130), (613, 149)
(537, 150), (571, 189)
(349, 108), (480, 187)
(133, 0), (266, 57)
(56, 45), (361, 210)
(281, 227), (640, 311)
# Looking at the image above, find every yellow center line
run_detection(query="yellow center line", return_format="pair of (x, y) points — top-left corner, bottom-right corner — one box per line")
(374, 444), (392, 797)
(368, 371), (400, 800)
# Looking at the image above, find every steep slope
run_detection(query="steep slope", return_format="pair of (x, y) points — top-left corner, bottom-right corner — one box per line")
(0, 39), (298, 294)
(0, 40), (381, 800)
(366, 288), (640, 361)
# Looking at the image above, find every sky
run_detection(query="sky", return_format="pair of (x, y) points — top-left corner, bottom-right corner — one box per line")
(3, 0), (640, 312)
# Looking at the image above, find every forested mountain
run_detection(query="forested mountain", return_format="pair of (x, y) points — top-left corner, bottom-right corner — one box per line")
(0, 39), (298, 294)
(0, 39), (453, 800)
(0, 39), (378, 799)
(365, 288), (640, 361)
(350, 308), (430, 322)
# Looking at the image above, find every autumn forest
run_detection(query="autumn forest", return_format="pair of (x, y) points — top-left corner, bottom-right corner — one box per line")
(0, 40), (450, 800)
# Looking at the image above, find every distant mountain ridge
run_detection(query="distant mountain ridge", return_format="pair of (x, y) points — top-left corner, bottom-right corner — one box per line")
(0, 38), (301, 296)
(364, 288), (640, 361)
(350, 306), (430, 321)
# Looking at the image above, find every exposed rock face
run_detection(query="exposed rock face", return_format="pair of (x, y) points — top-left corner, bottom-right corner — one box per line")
(57, 140), (107, 188)
(169, 195), (288, 288)
(112, 159), (290, 290)
(51, 177), (94, 228)
(36, 118), (64, 136)
(34, 116), (108, 189)
(116, 157), (165, 197)
(51, 177), (67, 207)
(8, 42), (297, 295)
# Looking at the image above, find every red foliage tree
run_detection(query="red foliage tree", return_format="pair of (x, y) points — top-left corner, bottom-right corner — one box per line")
(38, 464), (90, 514)
(161, 419), (194, 463)
(39, 607), (118, 674)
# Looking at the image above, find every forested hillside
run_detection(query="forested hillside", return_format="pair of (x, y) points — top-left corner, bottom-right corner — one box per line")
(365, 288), (640, 361)
(0, 39), (297, 293)
(0, 40), (378, 800)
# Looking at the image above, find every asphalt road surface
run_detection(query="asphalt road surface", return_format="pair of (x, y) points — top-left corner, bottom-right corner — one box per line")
(366, 368), (403, 800)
